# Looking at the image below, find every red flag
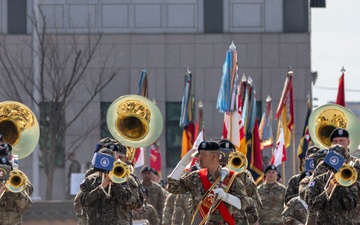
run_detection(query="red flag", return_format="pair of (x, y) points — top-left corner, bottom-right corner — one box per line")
(275, 72), (294, 148)
(270, 127), (287, 166)
(336, 72), (345, 107)
(248, 118), (264, 184)
(149, 142), (162, 175)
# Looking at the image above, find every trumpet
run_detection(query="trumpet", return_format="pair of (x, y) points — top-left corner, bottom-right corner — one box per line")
(0, 169), (28, 198)
(324, 161), (357, 200)
(227, 152), (248, 173)
(101, 160), (131, 197)
(109, 160), (130, 184)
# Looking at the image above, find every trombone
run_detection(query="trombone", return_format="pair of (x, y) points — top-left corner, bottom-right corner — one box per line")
(324, 161), (357, 200)
(227, 152), (248, 173)
(101, 160), (130, 197)
(0, 169), (28, 199)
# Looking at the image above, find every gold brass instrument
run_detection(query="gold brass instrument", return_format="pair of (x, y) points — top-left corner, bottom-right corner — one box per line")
(0, 169), (28, 198)
(106, 94), (163, 161)
(324, 161), (357, 199)
(101, 160), (131, 197)
(109, 160), (130, 184)
(0, 101), (40, 159)
(308, 103), (360, 152)
(227, 152), (248, 173)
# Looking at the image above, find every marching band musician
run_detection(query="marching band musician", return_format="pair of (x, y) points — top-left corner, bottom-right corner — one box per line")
(305, 144), (358, 224)
(217, 139), (262, 225)
(167, 140), (251, 225)
(298, 147), (326, 225)
(0, 143), (33, 225)
(77, 148), (142, 225)
(284, 146), (318, 205)
(74, 137), (144, 225)
(281, 170), (312, 225)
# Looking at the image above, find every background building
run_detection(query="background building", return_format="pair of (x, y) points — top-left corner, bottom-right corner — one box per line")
(0, 0), (322, 200)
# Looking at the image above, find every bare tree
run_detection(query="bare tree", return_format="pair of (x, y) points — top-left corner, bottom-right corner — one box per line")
(0, 9), (117, 199)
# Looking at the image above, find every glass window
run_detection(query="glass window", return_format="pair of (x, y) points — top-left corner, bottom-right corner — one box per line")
(39, 102), (65, 167)
(8, 0), (27, 34)
(166, 102), (182, 167)
(100, 102), (113, 139)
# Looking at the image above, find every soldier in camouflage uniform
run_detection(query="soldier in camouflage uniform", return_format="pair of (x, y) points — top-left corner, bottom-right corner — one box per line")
(300, 148), (329, 225)
(141, 165), (165, 223)
(282, 170), (312, 225)
(0, 143), (33, 225)
(285, 146), (319, 204)
(132, 188), (159, 225)
(257, 165), (286, 225)
(172, 190), (193, 225)
(217, 139), (262, 225)
(78, 148), (142, 225)
(305, 144), (358, 224)
(168, 141), (251, 225)
(74, 138), (144, 225)
(162, 193), (178, 225)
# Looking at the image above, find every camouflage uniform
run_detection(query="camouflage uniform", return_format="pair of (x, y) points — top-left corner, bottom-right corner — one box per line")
(350, 158), (360, 224)
(133, 202), (159, 225)
(0, 180), (33, 225)
(232, 170), (262, 225)
(300, 158), (330, 225)
(143, 181), (165, 222)
(168, 167), (251, 225)
(78, 171), (141, 225)
(172, 192), (192, 225)
(73, 168), (96, 225)
(282, 196), (307, 225)
(285, 174), (301, 204)
(306, 171), (358, 225)
(257, 181), (286, 225)
(162, 193), (177, 225)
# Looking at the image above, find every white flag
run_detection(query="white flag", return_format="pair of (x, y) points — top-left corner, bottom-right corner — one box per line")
(133, 147), (145, 168)
(185, 130), (204, 171)
(270, 128), (286, 167)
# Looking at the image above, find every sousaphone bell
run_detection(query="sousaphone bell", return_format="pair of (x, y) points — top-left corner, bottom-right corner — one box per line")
(0, 101), (40, 159)
(106, 94), (163, 156)
(308, 103), (360, 152)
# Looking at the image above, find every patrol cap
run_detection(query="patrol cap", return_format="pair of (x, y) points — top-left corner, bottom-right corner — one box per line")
(218, 139), (235, 151)
(103, 142), (127, 157)
(298, 170), (312, 183)
(264, 164), (277, 173)
(330, 128), (349, 142)
(152, 168), (159, 176)
(198, 141), (220, 152)
(141, 165), (152, 173)
(329, 144), (347, 158)
(94, 137), (118, 152)
(306, 146), (320, 158)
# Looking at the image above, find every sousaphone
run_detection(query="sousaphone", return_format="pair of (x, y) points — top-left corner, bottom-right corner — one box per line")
(308, 103), (360, 152)
(106, 94), (163, 155)
(0, 101), (40, 159)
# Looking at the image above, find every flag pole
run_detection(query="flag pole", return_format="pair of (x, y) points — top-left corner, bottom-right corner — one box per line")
(281, 162), (286, 186)
(292, 129), (296, 175)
